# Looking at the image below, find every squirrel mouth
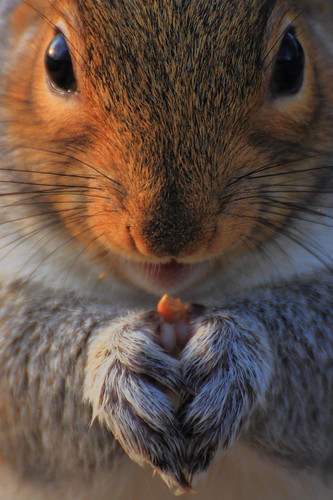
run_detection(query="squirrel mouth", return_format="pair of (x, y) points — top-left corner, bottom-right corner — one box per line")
(142, 259), (191, 286)
(129, 259), (207, 293)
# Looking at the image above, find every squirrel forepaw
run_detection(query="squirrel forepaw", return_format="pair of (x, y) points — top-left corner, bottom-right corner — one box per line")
(84, 308), (272, 490)
(84, 311), (189, 491)
(178, 310), (272, 482)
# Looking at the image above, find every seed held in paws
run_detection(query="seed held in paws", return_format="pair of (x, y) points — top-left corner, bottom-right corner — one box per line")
(157, 294), (187, 324)
(156, 295), (190, 353)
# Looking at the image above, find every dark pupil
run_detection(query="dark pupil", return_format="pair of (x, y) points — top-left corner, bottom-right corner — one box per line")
(45, 33), (77, 92)
(272, 30), (305, 96)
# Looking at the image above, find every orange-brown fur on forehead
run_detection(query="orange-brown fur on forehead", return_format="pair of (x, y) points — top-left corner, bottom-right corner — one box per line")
(77, 0), (275, 118)
(67, 0), (278, 204)
(2, 0), (333, 266)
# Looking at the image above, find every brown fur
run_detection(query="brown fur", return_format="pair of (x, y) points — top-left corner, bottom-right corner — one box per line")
(0, 0), (333, 498)
(3, 0), (332, 272)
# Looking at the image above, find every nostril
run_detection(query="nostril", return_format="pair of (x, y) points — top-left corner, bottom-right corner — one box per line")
(126, 216), (217, 259)
(127, 225), (136, 248)
(126, 224), (170, 258)
(142, 215), (199, 258)
(127, 225), (143, 255)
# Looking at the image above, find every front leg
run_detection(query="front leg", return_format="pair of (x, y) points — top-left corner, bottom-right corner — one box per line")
(85, 311), (190, 491)
(179, 309), (273, 480)
(180, 273), (333, 483)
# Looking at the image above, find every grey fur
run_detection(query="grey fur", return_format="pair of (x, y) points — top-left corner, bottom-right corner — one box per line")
(180, 275), (333, 481)
(0, 0), (333, 497)
(1, 273), (333, 490)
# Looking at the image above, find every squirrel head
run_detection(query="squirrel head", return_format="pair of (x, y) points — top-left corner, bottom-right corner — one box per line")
(1, 0), (333, 292)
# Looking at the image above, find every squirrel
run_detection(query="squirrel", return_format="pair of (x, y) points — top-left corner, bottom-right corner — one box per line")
(0, 0), (333, 499)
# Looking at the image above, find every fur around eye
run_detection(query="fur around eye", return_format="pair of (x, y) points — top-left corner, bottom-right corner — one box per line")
(45, 32), (77, 93)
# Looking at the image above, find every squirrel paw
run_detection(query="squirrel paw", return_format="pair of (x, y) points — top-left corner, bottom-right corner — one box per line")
(179, 309), (272, 482)
(84, 311), (190, 491)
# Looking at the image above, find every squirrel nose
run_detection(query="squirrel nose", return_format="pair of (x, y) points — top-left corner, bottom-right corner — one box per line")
(128, 211), (201, 258)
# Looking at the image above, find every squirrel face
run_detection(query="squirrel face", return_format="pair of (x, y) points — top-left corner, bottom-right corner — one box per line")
(1, 0), (333, 292)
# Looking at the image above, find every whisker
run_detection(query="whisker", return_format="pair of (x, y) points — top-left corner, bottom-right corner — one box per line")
(21, 147), (124, 189)
(227, 153), (324, 187)
(0, 206), (86, 232)
(261, 198), (333, 222)
(21, 0), (88, 73)
(0, 179), (102, 190)
(0, 210), (87, 250)
(0, 202), (110, 276)
(262, 10), (307, 70)
(0, 166), (96, 181)
(240, 232), (283, 277)
(225, 210), (333, 269)
(257, 206), (333, 230)
(242, 164), (332, 181)
(0, 196), (94, 208)
(228, 187), (333, 206)
(0, 213), (87, 267)
(63, 232), (108, 282)
(0, 143), (126, 198)
(0, 189), (115, 206)
(24, 224), (101, 280)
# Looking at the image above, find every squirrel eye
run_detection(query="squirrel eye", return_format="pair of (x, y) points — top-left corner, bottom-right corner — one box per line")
(271, 28), (305, 96)
(45, 33), (77, 93)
